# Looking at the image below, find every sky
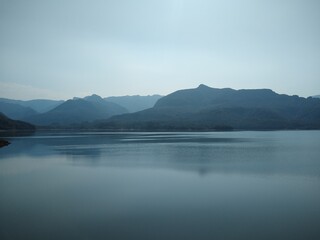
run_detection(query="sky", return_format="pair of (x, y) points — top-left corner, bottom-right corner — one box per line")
(0, 0), (320, 100)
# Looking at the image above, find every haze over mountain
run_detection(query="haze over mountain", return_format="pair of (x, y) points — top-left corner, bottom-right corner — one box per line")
(0, 98), (65, 121)
(105, 95), (162, 113)
(0, 98), (64, 113)
(24, 94), (128, 126)
(0, 94), (164, 127)
(0, 112), (35, 131)
(98, 84), (320, 130)
(0, 101), (37, 120)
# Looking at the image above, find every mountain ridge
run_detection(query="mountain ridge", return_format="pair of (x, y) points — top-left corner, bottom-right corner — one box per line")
(97, 85), (320, 130)
(0, 98), (64, 113)
(24, 95), (128, 126)
(1, 85), (319, 130)
(0, 101), (38, 120)
(0, 112), (35, 131)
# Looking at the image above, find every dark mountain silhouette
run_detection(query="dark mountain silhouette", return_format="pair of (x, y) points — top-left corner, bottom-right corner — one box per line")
(0, 98), (64, 113)
(0, 101), (38, 120)
(105, 95), (162, 113)
(97, 84), (320, 130)
(0, 112), (35, 131)
(24, 94), (128, 126)
(312, 95), (320, 98)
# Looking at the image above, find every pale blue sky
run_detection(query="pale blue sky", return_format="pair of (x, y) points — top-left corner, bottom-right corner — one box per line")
(1, 0), (320, 100)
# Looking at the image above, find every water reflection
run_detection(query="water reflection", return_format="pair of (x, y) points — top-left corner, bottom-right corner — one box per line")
(1, 131), (320, 240)
(1, 131), (320, 177)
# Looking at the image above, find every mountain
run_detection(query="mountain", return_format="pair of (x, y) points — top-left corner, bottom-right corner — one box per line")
(312, 95), (320, 98)
(0, 112), (35, 131)
(96, 84), (320, 130)
(0, 98), (64, 113)
(105, 95), (162, 113)
(24, 94), (128, 126)
(20, 99), (64, 113)
(0, 101), (38, 120)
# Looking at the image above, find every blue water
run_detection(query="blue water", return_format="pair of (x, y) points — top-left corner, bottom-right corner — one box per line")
(1, 131), (320, 240)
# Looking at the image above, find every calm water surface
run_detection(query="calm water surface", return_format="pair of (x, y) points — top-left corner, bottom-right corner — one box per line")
(0, 131), (320, 240)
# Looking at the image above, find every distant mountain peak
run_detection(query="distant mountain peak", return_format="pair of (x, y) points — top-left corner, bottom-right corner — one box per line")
(84, 94), (104, 102)
(197, 84), (211, 89)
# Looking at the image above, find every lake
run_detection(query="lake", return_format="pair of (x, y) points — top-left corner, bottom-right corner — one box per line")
(1, 131), (320, 240)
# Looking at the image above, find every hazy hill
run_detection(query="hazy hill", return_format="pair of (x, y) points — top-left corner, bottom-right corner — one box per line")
(105, 95), (162, 113)
(97, 84), (320, 130)
(0, 98), (64, 113)
(21, 99), (64, 113)
(312, 95), (320, 98)
(0, 112), (35, 131)
(24, 94), (128, 126)
(0, 101), (38, 120)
